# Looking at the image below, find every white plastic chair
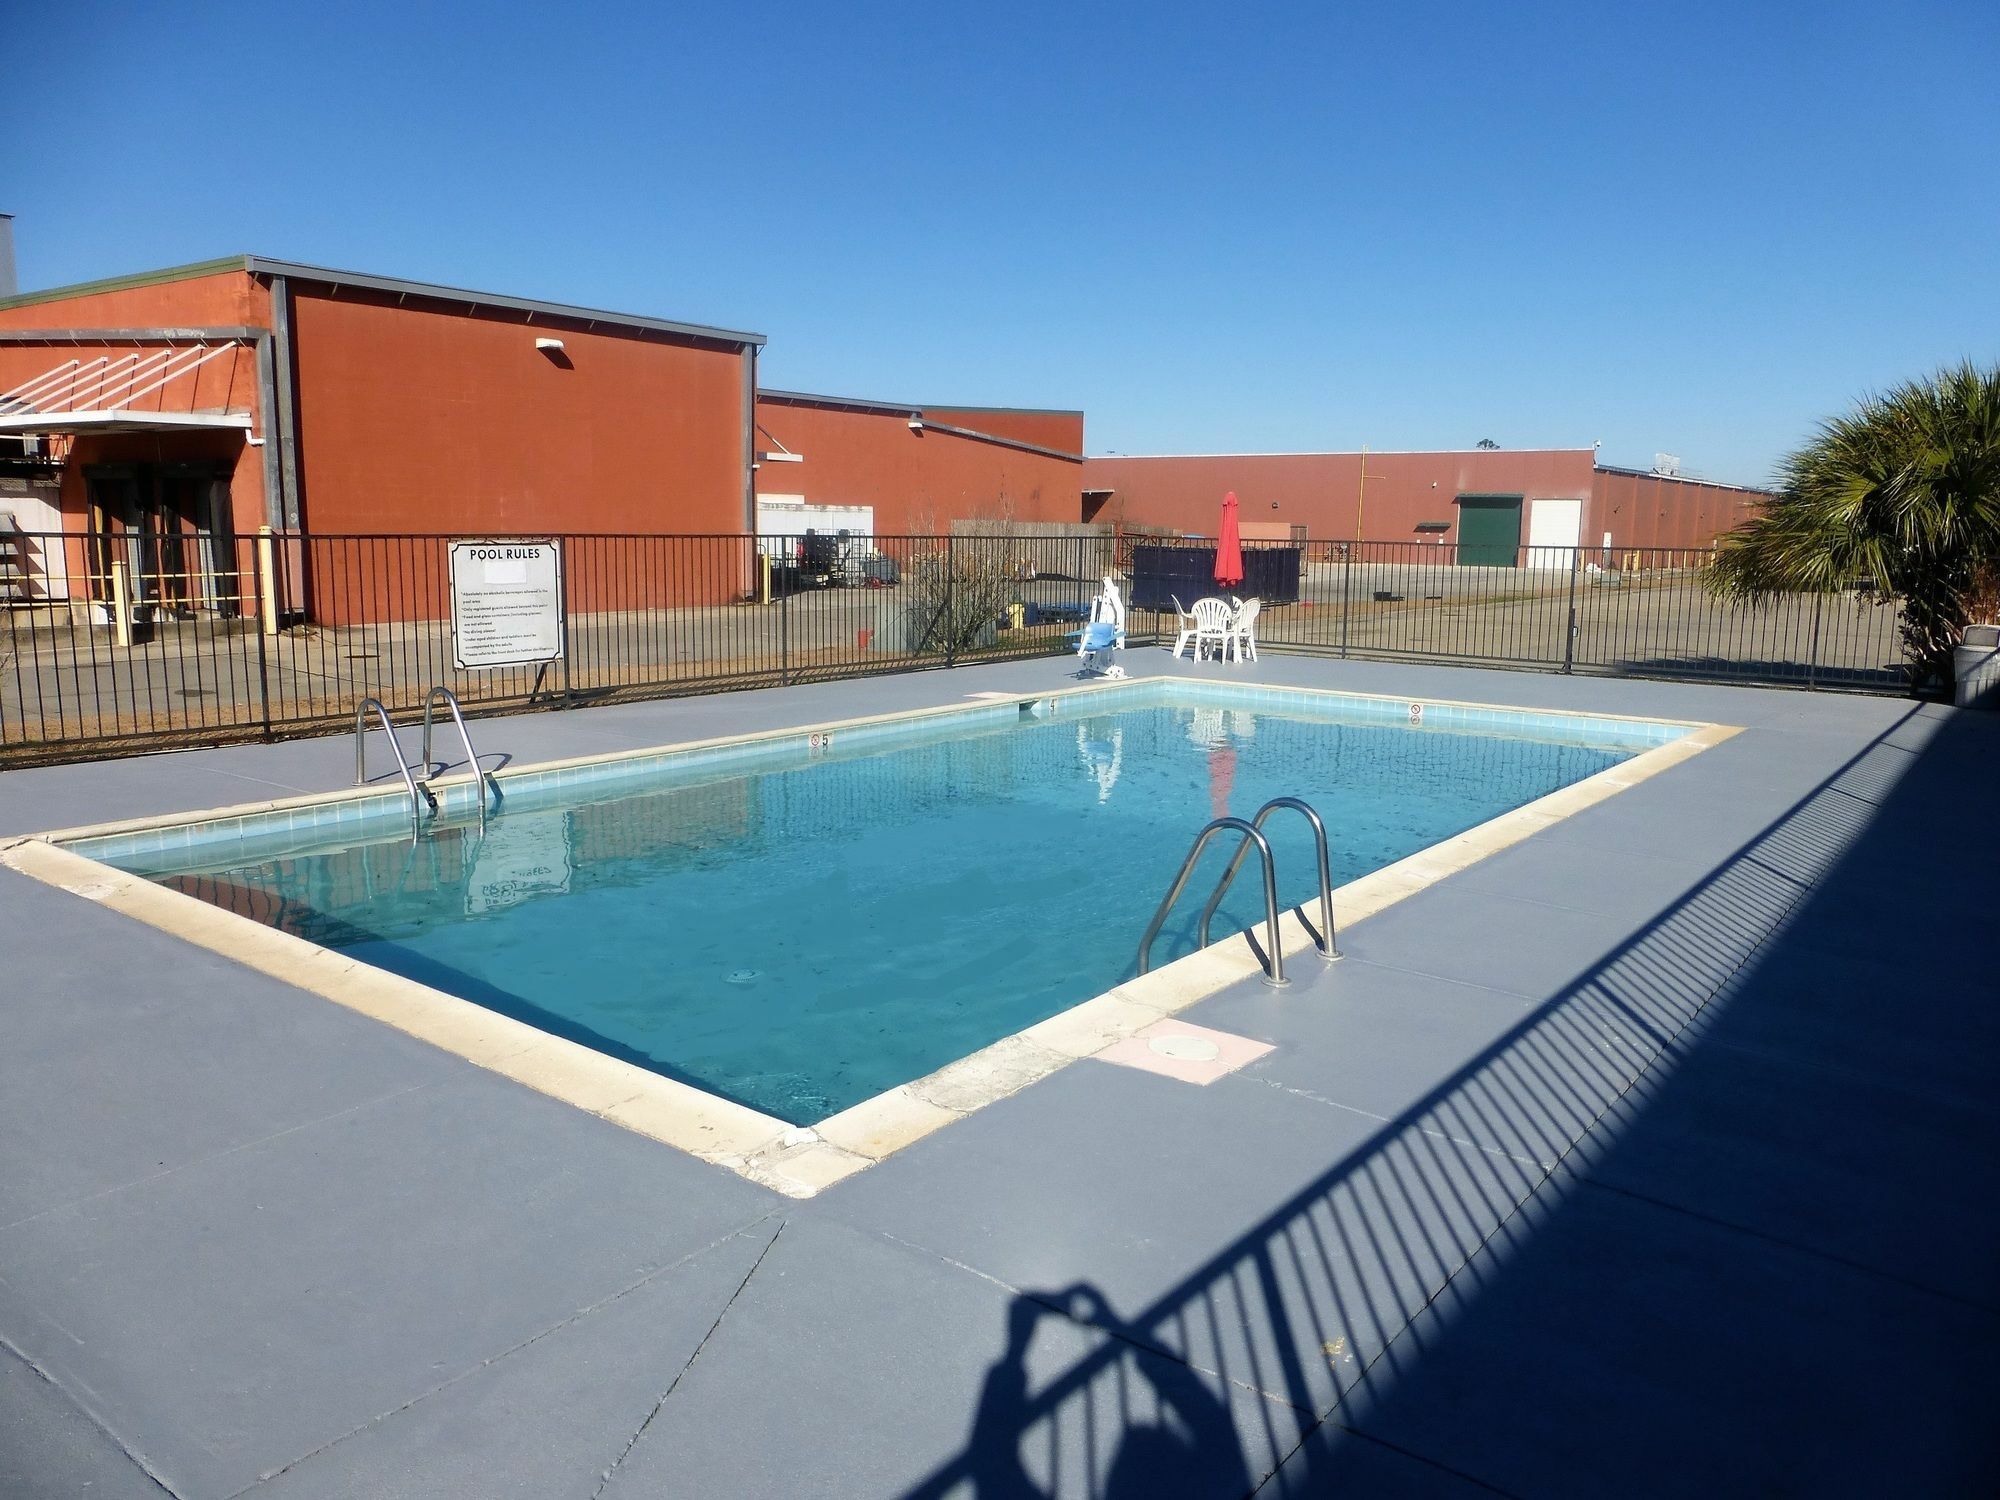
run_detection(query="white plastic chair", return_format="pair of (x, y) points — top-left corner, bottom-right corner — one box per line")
(1227, 597), (1262, 662)
(1182, 597), (1233, 662)
(1169, 595), (1200, 658)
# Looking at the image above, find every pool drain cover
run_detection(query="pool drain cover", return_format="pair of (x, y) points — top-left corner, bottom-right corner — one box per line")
(724, 968), (762, 985)
(1147, 1034), (1221, 1062)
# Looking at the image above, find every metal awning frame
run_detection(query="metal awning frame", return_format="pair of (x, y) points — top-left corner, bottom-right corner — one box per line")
(0, 340), (253, 436)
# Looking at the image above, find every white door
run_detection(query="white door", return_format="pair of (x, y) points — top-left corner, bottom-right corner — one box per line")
(1525, 499), (1583, 569)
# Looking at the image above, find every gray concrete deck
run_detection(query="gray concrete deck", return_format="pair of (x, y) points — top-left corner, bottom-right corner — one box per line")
(2, 652), (1994, 1497)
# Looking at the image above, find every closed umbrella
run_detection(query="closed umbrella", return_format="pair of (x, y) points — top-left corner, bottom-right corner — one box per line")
(1214, 491), (1244, 590)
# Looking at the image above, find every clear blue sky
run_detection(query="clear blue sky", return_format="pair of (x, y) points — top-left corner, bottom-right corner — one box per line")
(8, 0), (1997, 485)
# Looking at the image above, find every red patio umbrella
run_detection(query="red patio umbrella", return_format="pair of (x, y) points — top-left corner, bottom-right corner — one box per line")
(1214, 491), (1244, 590)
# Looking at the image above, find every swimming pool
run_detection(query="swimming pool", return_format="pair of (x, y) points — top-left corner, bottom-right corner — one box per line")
(70, 681), (1687, 1127)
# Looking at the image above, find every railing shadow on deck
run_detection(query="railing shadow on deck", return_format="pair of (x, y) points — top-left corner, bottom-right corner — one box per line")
(896, 703), (1998, 1498)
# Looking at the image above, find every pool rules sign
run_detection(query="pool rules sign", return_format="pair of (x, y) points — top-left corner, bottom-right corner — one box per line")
(449, 540), (564, 670)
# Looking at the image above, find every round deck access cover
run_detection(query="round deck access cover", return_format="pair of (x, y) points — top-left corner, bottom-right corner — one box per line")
(1148, 1033), (1221, 1062)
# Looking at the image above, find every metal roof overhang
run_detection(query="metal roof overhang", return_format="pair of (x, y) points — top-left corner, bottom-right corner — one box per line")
(245, 258), (767, 349)
(0, 410), (252, 436)
(0, 257), (767, 351)
(0, 341), (255, 440)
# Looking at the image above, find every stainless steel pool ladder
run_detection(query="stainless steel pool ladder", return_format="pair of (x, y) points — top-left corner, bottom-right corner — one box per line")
(352, 689), (498, 833)
(354, 697), (437, 833)
(1198, 798), (1341, 962)
(1135, 797), (1342, 986)
(420, 687), (497, 830)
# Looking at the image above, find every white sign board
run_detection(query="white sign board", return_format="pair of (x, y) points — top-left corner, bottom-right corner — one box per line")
(450, 540), (564, 670)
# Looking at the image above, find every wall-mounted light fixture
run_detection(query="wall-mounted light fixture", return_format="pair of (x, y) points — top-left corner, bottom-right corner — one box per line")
(534, 337), (565, 352)
(758, 451), (804, 464)
(907, 418), (924, 431)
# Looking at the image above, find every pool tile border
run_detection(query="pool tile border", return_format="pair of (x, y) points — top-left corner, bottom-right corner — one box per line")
(1, 678), (1737, 1199)
(40, 676), (1697, 866)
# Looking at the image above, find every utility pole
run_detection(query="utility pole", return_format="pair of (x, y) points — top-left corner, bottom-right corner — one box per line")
(1354, 446), (1387, 543)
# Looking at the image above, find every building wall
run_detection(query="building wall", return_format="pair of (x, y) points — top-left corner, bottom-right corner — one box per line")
(753, 396), (1082, 535)
(1083, 449), (1769, 553)
(1080, 450), (1598, 543)
(1589, 469), (1768, 554)
(289, 285), (748, 536)
(287, 285), (753, 620)
(920, 407), (1083, 455)
(0, 267), (268, 333)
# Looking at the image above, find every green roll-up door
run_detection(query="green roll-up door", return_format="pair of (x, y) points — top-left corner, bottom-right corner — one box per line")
(1456, 494), (1524, 567)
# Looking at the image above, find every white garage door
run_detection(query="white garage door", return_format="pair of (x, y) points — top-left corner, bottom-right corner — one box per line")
(1525, 499), (1583, 569)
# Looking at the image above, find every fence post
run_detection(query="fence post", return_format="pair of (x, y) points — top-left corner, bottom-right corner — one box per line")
(1807, 592), (1823, 691)
(558, 540), (574, 708)
(110, 558), (133, 649)
(945, 531), (958, 668)
(257, 526), (279, 636)
(1562, 545), (1580, 674)
(250, 536), (274, 741)
(1338, 544), (1353, 659)
(780, 547), (791, 687)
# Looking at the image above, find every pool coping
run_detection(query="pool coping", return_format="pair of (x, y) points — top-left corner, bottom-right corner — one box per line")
(0, 678), (1739, 1199)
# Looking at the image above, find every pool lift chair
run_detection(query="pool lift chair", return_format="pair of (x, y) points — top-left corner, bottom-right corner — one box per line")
(1074, 576), (1128, 679)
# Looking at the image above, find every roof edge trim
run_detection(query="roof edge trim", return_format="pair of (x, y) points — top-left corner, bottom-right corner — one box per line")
(0, 326), (263, 344)
(248, 258), (766, 347)
(758, 389), (1082, 460)
(0, 255), (766, 348)
(1083, 447), (1600, 460)
(0, 257), (250, 313)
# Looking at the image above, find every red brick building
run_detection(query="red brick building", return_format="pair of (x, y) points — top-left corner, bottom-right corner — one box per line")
(0, 257), (764, 537)
(1080, 449), (1769, 562)
(0, 258), (1096, 620)
(0, 257), (771, 618)
(752, 390), (1084, 536)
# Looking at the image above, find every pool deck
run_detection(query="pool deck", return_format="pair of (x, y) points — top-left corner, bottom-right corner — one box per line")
(2, 653), (1995, 1497)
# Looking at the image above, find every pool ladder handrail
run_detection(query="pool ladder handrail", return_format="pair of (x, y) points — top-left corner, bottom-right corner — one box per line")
(1196, 797), (1342, 963)
(420, 687), (497, 829)
(353, 696), (437, 833)
(1137, 817), (1288, 987)
(1135, 797), (1343, 987)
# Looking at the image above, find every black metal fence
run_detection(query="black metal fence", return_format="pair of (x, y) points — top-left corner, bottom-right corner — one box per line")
(0, 528), (1907, 766)
(1135, 538), (1904, 691)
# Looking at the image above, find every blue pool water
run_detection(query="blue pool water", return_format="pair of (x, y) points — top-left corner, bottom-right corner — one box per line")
(117, 695), (1639, 1124)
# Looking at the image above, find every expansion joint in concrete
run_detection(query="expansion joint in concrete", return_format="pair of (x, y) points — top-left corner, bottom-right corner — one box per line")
(591, 1216), (790, 1497)
(1, 1331), (183, 1498)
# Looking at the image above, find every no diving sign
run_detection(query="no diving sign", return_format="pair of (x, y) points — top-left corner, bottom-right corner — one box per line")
(450, 541), (564, 670)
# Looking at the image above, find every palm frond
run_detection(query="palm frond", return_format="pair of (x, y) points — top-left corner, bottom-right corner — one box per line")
(1706, 363), (2000, 690)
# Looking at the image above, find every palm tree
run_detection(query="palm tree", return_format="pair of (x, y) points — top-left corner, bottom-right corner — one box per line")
(1709, 362), (2000, 693)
